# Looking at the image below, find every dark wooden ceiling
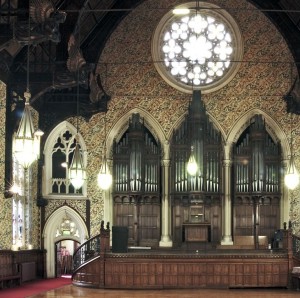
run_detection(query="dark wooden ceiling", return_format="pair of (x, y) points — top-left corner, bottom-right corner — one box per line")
(1, 0), (300, 122)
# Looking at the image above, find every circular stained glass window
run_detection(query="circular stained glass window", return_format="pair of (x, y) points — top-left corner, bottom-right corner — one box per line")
(152, 2), (243, 93)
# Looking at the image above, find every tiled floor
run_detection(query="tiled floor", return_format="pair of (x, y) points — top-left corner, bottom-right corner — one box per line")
(29, 285), (300, 298)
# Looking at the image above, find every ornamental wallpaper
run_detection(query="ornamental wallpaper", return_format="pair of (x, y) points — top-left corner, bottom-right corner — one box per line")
(0, 0), (300, 249)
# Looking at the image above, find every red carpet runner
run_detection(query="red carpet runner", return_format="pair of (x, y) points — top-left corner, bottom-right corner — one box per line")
(0, 277), (72, 298)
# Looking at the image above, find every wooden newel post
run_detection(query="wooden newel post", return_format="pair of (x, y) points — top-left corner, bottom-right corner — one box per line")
(100, 221), (111, 252)
(99, 220), (110, 287)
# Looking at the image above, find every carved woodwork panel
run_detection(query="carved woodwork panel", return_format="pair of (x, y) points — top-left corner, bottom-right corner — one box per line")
(102, 255), (288, 289)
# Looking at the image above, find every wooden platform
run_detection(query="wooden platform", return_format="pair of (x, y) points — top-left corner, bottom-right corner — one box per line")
(72, 246), (291, 289)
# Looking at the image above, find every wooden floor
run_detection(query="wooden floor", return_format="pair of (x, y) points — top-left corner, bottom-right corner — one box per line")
(29, 284), (300, 297)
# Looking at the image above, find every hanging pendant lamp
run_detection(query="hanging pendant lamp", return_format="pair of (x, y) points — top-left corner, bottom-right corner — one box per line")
(14, 91), (43, 168)
(97, 113), (112, 190)
(285, 155), (299, 190)
(69, 136), (86, 190)
(13, 21), (43, 168)
(97, 156), (112, 190)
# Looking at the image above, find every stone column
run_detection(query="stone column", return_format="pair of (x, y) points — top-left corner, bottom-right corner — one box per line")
(282, 159), (290, 226)
(221, 159), (233, 245)
(103, 158), (113, 246)
(159, 159), (172, 247)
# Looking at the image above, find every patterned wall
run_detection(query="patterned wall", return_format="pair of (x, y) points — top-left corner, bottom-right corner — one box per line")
(96, 0), (299, 232)
(0, 81), (12, 249)
(55, 0), (300, 238)
(1, 0), (300, 249)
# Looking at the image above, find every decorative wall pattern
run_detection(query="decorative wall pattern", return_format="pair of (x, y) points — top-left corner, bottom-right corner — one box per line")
(0, 81), (12, 249)
(96, 0), (300, 233)
(2, 0), (300, 249)
(45, 199), (87, 222)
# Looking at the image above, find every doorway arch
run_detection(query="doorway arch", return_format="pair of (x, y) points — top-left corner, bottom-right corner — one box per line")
(55, 239), (80, 277)
(43, 206), (88, 278)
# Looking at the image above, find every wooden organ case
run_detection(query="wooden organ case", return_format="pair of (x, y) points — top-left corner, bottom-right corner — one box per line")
(113, 114), (161, 247)
(233, 115), (281, 245)
(170, 91), (223, 246)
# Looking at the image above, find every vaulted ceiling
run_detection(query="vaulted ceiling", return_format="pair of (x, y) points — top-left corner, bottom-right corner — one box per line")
(1, 0), (300, 123)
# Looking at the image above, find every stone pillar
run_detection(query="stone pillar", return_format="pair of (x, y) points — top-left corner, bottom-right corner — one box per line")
(282, 159), (290, 226)
(159, 159), (172, 247)
(221, 159), (233, 245)
(103, 158), (113, 246)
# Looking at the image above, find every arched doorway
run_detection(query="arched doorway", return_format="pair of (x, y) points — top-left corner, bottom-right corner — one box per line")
(43, 206), (88, 278)
(55, 239), (80, 277)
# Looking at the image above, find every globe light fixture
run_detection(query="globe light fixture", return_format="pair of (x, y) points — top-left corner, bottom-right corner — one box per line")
(97, 157), (112, 190)
(187, 146), (198, 176)
(69, 137), (86, 191)
(285, 155), (299, 190)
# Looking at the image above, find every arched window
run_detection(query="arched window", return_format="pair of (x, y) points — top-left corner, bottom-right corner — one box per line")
(11, 153), (34, 249)
(44, 121), (87, 197)
(11, 158), (24, 249)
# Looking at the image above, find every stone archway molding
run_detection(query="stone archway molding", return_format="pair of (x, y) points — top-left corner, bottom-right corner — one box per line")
(43, 205), (88, 278)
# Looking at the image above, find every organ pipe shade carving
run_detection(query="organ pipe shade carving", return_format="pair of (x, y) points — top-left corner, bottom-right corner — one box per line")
(234, 115), (281, 194)
(171, 90), (222, 193)
(113, 113), (161, 194)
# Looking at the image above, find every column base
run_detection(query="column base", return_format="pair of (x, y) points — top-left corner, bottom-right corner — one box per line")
(159, 235), (173, 247)
(220, 235), (233, 246)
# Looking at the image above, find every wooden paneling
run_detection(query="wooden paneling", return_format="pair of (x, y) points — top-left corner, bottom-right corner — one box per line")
(234, 197), (280, 242)
(102, 255), (289, 289)
(183, 223), (210, 242)
(113, 196), (161, 247)
(72, 256), (102, 287)
(12, 249), (46, 279)
(0, 249), (46, 288)
(172, 197), (221, 245)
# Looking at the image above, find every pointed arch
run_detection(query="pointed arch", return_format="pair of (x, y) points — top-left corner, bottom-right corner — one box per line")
(167, 108), (226, 141)
(226, 109), (289, 159)
(43, 205), (88, 278)
(108, 107), (168, 158)
(43, 120), (87, 197)
(226, 108), (290, 226)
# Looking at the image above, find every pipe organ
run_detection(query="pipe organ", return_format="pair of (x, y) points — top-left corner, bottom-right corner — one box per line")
(113, 113), (161, 247)
(171, 91), (223, 246)
(233, 115), (281, 242)
(172, 91), (222, 194)
(234, 116), (280, 194)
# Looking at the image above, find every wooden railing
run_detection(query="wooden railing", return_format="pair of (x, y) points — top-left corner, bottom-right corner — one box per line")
(73, 221), (110, 273)
(73, 234), (101, 271)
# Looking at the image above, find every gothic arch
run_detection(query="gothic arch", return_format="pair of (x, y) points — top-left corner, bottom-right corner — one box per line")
(43, 205), (88, 278)
(108, 107), (168, 158)
(167, 110), (226, 142)
(226, 109), (290, 159)
(43, 121), (88, 196)
(226, 108), (290, 224)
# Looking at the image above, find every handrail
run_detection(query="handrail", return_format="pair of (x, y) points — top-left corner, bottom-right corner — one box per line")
(73, 234), (101, 271)
(72, 221), (110, 273)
